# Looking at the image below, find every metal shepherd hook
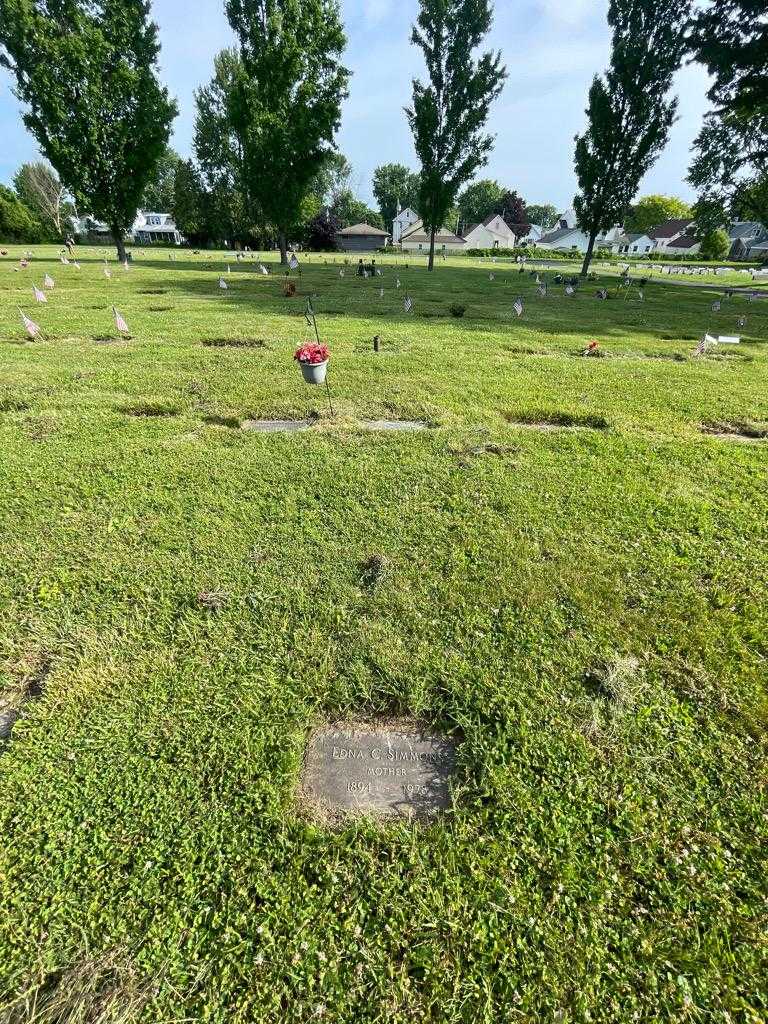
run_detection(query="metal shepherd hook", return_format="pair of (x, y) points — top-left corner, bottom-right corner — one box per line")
(305, 298), (335, 417)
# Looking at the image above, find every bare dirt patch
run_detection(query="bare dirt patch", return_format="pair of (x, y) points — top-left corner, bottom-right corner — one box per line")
(700, 420), (768, 441)
(504, 411), (609, 431)
(120, 401), (181, 418)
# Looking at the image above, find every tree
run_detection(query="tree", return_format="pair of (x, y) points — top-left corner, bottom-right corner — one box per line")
(12, 162), (74, 239)
(406, 0), (506, 270)
(372, 163), (421, 229)
(0, 184), (45, 242)
(687, 3), (768, 232)
(141, 146), (182, 212)
(0, 0), (177, 262)
(457, 178), (505, 230)
(494, 190), (530, 238)
(193, 49), (252, 245)
(225, 0), (350, 263)
(699, 228), (731, 261)
(305, 207), (341, 250)
(312, 153), (353, 208)
(331, 189), (384, 229)
(572, 0), (689, 277)
(625, 194), (692, 234)
(525, 203), (559, 230)
(172, 160), (206, 244)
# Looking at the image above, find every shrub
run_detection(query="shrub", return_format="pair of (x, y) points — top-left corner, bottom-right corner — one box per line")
(449, 303), (466, 318)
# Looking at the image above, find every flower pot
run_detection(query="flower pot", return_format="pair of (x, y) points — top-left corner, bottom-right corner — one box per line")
(299, 358), (329, 385)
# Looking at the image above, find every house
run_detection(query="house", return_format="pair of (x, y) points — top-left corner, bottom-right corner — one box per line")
(664, 234), (701, 256)
(729, 221), (767, 259)
(556, 208), (578, 229)
(536, 226), (590, 252)
(612, 232), (654, 255)
(335, 222), (390, 252)
(132, 212), (183, 245)
(648, 218), (695, 251)
(462, 214), (516, 249)
(748, 239), (768, 261)
(392, 207), (420, 245)
(520, 224), (544, 244)
(399, 218), (466, 253)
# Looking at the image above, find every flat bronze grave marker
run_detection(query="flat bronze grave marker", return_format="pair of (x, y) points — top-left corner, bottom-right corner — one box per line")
(301, 721), (458, 821)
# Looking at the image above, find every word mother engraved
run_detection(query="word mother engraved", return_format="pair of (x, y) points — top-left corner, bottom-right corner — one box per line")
(301, 721), (458, 821)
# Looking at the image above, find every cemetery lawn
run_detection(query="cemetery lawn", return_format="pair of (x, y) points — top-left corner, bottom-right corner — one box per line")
(1, 246), (767, 1024)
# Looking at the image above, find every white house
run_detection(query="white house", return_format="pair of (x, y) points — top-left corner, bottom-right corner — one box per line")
(612, 232), (654, 255)
(536, 226), (591, 253)
(462, 214), (516, 249)
(132, 212), (183, 245)
(729, 221), (767, 258)
(664, 234), (701, 256)
(648, 219), (696, 251)
(392, 207), (420, 245)
(400, 220), (466, 253)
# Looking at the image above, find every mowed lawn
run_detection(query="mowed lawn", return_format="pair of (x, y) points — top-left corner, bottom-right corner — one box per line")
(0, 245), (767, 1023)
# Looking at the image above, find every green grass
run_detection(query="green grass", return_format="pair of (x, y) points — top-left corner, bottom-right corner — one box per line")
(0, 244), (767, 1024)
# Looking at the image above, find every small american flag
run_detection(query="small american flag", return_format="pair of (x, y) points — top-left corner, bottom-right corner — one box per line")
(73, 261), (81, 270)
(219, 277), (228, 290)
(19, 308), (40, 339)
(513, 297), (524, 318)
(260, 264), (269, 276)
(339, 269), (345, 278)
(711, 300), (721, 312)
(33, 285), (47, 303)
(638, 289), (644, 301)
(289, 254), (299, 271)
(113, 307), (129, 334)
(537, 284), (547, 297)
(363, 270), (369, 279)
(535, 274), (541, 284)
(396, 278), (401, 289)
(104, 267), (111, 279)
(376, 268), (382, 277)
(404, 295), (413, 313)
(60, 256), (69, 265)
(227, 265), (231, 274)
(44, 274), (54, 289)
(489, 273), (495, 282)
(597, 289), (607, 300)
(565, 284), (575, 296)
(123, 260), (129, 270)
(379, 287), (384, 298)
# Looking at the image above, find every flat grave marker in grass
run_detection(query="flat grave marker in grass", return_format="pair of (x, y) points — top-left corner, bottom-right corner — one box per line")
(301, 721), (458, 822)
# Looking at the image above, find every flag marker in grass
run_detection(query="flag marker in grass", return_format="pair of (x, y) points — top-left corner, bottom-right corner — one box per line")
(404, 295), (413, 314)
(104, 267), (111, 279)
(219, 277), (228, 290)
(19, 308), (40, 339)
(260, 264), (269, 276)
(513, 297), (524, 318)
(33, 285), (47, 303)
(113, 307), (130, 336)
(44, 274), (54, 289)
(711, 300), (721, 312)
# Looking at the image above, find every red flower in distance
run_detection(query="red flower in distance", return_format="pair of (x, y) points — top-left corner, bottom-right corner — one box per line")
(294, 342), (330, 365)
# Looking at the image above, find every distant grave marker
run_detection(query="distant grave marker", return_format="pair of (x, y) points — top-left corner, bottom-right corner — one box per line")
(301, 720), (458, 821)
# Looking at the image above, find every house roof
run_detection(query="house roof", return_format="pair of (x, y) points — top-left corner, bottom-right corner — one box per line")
(667, 234), (699, 249)
(729, 221), (765, 240)
(336, 222), (389, 237)
(539, 227), (582, 244)
(403, 232), (465, 244)
(649, 218), (694, 239)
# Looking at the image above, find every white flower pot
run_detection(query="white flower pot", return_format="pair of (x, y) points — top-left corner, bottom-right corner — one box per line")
(299, 358), (329, 385)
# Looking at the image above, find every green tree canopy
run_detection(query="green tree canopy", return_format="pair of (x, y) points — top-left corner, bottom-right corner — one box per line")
(225, 0), (350, 262)
(699, 227), (731, 261)
(372, 163), (421, 229)
(625, 195), (692, 234)
(0, 0), (177, 260)
(406, 0), (506, 269)
(457, 179), (506, 230)
(141, 146), (182, 212)
(525, 203), (559, 230)
(331, 190), (384, 230)
(0, 184), (45, 243)
(573, 0), (689, 276)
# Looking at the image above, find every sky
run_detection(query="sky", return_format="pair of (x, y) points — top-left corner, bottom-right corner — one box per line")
(0, 0), (712, 216)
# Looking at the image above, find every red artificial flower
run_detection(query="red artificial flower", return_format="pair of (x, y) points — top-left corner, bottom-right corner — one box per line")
(294, 342), (330, 365)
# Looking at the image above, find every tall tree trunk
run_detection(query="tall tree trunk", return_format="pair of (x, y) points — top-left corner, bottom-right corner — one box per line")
(428, 224), (436, 271)
(112, 228), (126, 263)
(580, 230), (598, 277)
(278, 230), (288, 265)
